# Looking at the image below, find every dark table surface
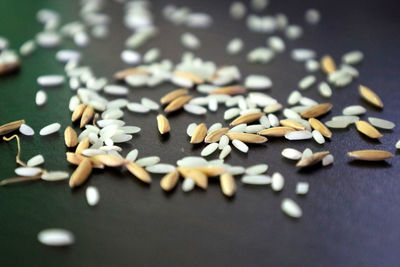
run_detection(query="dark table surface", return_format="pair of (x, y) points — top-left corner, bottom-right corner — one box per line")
(1, 0), (400, 266)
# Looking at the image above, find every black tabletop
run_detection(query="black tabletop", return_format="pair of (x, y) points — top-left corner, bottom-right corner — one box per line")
(0, 0), (400, 266)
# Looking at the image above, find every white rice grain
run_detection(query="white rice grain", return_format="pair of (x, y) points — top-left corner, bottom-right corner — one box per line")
(271, 172), (284, 191)
(121, 50), (141, 65)
(287, 90), (302, 105)
(181, 32), (200, 49)
(305, 9), (320, 25)
(104, 85), (128, 96)
(19, 123), (35, 136)
(241, 175), (271, 185)
(201, 143), (219, 157)
(146, 164), (176, 174)
(127, 103), (150, 113)
(296, 182), (309, 195)
(245, 164), (268, 175)
(177, 156), (208, 167)
(368, 117), (395, 130)
(259, 115), (271, 128)
(342, 105), (366, 116)
(285, 130), (312, 140)
(342, 50), (364, 65)
(232, 139), (248, 153)
(186, 123), (197, 137)
(228, 124), (247, 133)
(184, 104), (207, 115)
(281, 198), (302, 218)
(281, 148), (302, 160)
(244, 75), (272, 90)
(38, 229), (74, 246)
(15, 167), (42, 177)
(268, 114), (279, 127)
(126, 149), (139, 162)
(298, 75), (316, 90)
(141, 97), (159, 110)
(291, 48), (316, 62)
(318, 82), (332, 98)
(182, 178), (195, 192)
(322, 154), (334, 166)
(27, 154), (45, 167)
(37, 75), (65, 87)
(226, 38), (244, 54)
(41, 171), (69, 181)
(86, 186), (100, 206)
(312, 130), (325, 144)
(136, 156), (160, 167)
(39, 123), (61, 136)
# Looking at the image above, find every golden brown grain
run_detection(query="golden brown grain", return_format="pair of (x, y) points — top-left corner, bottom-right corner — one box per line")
(204, 128), (229, 143)
(164, 95), (193, 113)
(220, 173), (236, 197)
(71, 104), (87, 122)
(321, 55), (336, 74)
(157, 114), (170, 134)
(113, 68), (149, 80)
(126, 162), (151, 183)
(64, 126), (78, 147)
(226, 132), (268, 143)
(160, 170), (180, 191)
(347, 150), (394, 161)
(308, 118), (332, 138)
(173, 71), (204, 84)
(90, 154), (127, 167)
(0, 119), (25, 135)
(190, 123), (207, 144)
(359, 85), (383, 108)
(300, 103), (332, 118)
(257, 127), (296, 137)
(177, 167), (208, 189)
(230, 112), (264, 126)
(355, 120), (383, 139)
(69, 158), (92, 188)
(210, 85), (246, 95)
(75, 137), (90, 154)
(279, 119), (306, 131)
(193, 166), (226, 177)
(80, 106), (94, 128)
(160, 88), (189, 105)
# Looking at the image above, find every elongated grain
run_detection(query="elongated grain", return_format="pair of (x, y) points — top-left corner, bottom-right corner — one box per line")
(0, 119), (25, 135)
(296, 151), (330, 167)
(160, 170), (179, 191)
(220, 173), (236, 197)
(204, 125), (228, 141)
(258, 127), (295, 137)
(230, 112), (264, 126)
(71, 104), (87, 122)
(126, 162), (151, 183)
(69, 158), (92, 188)
(64, 126), (78, 147)
(300, 103), (332, 118)
(164, 95), (193, 113)
(226, 132), (267, 143)
(355, 120), (383, 139)
(190, 123), (207, 144)
(157, 114), (170, 134)
(347, 150), (394, 161)
(308, 118), (332, 138)
(160, 89), (189, 104)
(359, 85), (383, 108)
